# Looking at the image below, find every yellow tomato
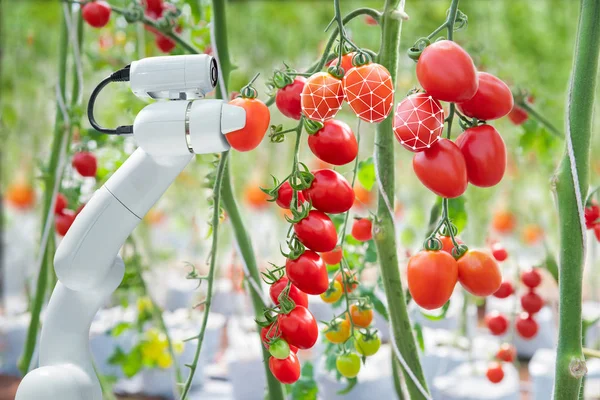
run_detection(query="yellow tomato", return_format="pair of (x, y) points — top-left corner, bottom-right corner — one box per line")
(324, 317), (351, 344)
(320, 280), (343, 303)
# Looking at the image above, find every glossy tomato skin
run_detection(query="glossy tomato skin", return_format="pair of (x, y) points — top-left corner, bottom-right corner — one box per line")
(226, 97), (270, 152)
(521, 291), (543, 314)
(351, 218), (373, 241)
(439, 235), (464, 255)
(82, 1), (111, 28)
(276, 181), (305, 209)
(303, 169), (354, 214)
(416, 40), (478, 102)
(457, 250), (502, 296)
(278, 306), (318, 349)
(493, 281), (514, 299)
(343, 63), (394, 123)
(269, 276), (309, 307)
(336, 353), (361, 378)
(321, 246), (343, 265)
(456, 125), (506, 188)
(457, 72), (514, 120)
(516, 313), (538, 339)
(285, 250), (329, 295)
(301, 72), (344, 122)
(521, 268), (542, 289)
(508, 106), (528, 125)
(294, 210), (337, 252)
(407, 250), (458, 310)
(349, 305), (373, 328)
(307, 119), (358, 166)
(269, 353), (301, 384)
(72, 152), (97, 177)
(276, 77), (306, 120)
(485, 311), (509, 336)
(413, 138), (468, 198)
(325, 317), (351, 343)
(393, 93), (445, 152)
(55, 210), (76, 236)
(486, 362), (505, 384)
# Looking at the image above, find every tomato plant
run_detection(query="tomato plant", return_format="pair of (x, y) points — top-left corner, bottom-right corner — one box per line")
(269, 277), (309, 308)
(302, 169), (354, 214)
(324, 317), (351, 344)
(336, 352), (361, 379)
(307, 119), (358, 166)
(354, 330), (380, 356)
(293, 210), (337, 252)
(269, 352), (301, 384)
(457, 250), (502, 297)
(285, 250), (329, 295)
(349, 303), (373, 328)
(278, 305), (319, 350)
(407, 249), (458, 310)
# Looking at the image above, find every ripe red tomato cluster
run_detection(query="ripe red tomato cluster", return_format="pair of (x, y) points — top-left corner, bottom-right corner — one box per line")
(142, 0), (182, 53)
(394, 41), (511, 198)
(585, 199), (600, 242)
(54, 193), (85, 237)
(486, 343), (516, 384)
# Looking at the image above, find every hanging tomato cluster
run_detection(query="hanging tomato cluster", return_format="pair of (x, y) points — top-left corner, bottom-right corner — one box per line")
(485, 343), (516, 384)
(517, 268), (543, 339)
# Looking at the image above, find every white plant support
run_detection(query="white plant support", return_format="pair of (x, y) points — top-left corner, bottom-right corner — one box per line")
(15, 75), (245, 399)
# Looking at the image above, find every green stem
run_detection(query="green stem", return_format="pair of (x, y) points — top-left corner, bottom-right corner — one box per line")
(517, 101), (562, 138)
(18, 8), (72, 375)
(553, 0), (600, 398)
(179, 153), (228, 400)
(374, 1), (429, 399)
(391, 353), (406, 400)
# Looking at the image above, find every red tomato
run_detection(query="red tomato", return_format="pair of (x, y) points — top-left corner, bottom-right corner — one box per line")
(393, 93), (445, 152)
(278, 306), (318, 349)
(585, 200), (599, 229)
(349, 304), (373, 328)
(457, 73), (513, 120)
(302, 169), (354, 214)
(6, 182), (36, 210)
(364, 15), (378, 25)
(496, 343), (516, 363)
(407, 250), (458, 310)
(486, 362), (504, 384)
(285, 250), (329, 295)
(155, 34), (176, 53)
(493, 281), (514, 299)
(412, 138), (468, 198)
(328, 53), (355, 76)
(521, 291), (543, 314)
(143, 0), (163, 14)
(457, 250), (502, 297)
(261, 323), (282, 347)
(82, 1), (111, 28)
(335, 268), (358, 293)
(456, 125), (506, 188)
(342, 62), (394, 123)
(516, 313), (538, 339)
(269, 276), (309, 307)
(439, 235), (464, 255)
(55, 210), (76, 236)
(321, 246), (343, 265)
(307, 119), (358, 166)
(508, 106), (528, 125)
(521, 268), (542, 289)
(226, 97), (270, 152)
(485, 311), (509, 336)
(54, 193), (68, 215)
(72, 152), (97, 178)
(294, 210), (337, 252)
(491, 242), (508, 262)
(276, 77), (306, 120)
(276, 181), (305, 209)
(301, 72), (344, 122)
(416, 40), (478, 102)
(351, 218), (373, 241)
(269, 353), (301, 384)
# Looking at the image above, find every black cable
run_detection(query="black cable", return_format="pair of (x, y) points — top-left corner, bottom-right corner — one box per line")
(87, 65), (133, 135)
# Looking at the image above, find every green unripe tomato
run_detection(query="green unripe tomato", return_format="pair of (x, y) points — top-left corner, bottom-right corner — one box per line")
(269, 338), (291, 360)
(354, 331), (381, 356)
(336, 352), (361, 378)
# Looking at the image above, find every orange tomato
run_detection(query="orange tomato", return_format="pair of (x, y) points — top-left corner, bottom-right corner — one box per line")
(324, 317), (351, 344)
(6, 181), (36, 210)
(321, 246), (343, 265)
(244, 184), (269, 209)
(226, 97), (270, 152)
(353, 185), (374, 208)
(301, 72), (344, 122)
(457, 250), (502, 296)
(335, 268), (358, 293)
(349, 304), (373, 328)
(492, 209), (516, 234)
(522, 224), (544, 245)
(407, 250), (458, 310)
(328, 52), (356, 75)
(438, 235), (464, 255)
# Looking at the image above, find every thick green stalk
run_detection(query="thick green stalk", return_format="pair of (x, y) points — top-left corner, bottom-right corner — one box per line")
(211, 1), (285, 399)
(374, 1), (429, 399)
(18, 8), (72, 375)
(553, 0), (600, 398)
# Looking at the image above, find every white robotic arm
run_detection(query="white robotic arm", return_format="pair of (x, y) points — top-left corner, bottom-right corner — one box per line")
(16, 55), (245, 400)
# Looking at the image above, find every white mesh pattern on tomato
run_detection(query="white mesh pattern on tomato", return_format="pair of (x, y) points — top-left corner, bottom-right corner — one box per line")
(393, 93), (445, 152)
(300, 72), (344, 122)
(342, 64), (395, 123)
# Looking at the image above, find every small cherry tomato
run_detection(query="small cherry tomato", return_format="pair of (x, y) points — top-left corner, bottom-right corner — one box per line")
(55, 210), (76, 236)
(226, 96), (270, 152)
(508, 106), (528, 125)
(6, 182), (36, 210)
(269, 276), (309, 308)
(407, 250), (458, 310)
(354, 331), (381, 356)
(522, 224), (544, 245)
(351, 218), (373, 242)
(325, 317), (351, 344)
(492, 210), (516, 234)
(307, 119), (358, 166)
(393, 93), (445, 152)
(456, 125), (506, 188)
(321, 280), (343, 303)
(412, 138), (468, 199)
(521, 291), (543, 314)
(493, 281), (514, 299)
(335, 268), (358, 293)
(496, 343), (516, 363)
(269, 353), (301, 384)
(486, 362), (504, 384)
(301, 72), (344, 122)
(276, 77), (306, 120)
(457, 250), (502, 297)
(244, 184), (269, 209)
(82, 1), (111, 28)
(438, 235), (464, 256)
(278, 306), (318, 350)
(285, 250), (329, 295)
(336, 353), (361, 378)
(155, 33), (176, 53)
(72, 152), (97, 178)
(303, 169), (354, 214)
(294, 210), (337, 252)
(485, 311), (509, 336)
(416, 40), (478, 102)
(275, 181), (305, 209)
(54, 193), (68, 215)
(516, 313), (538, 339)
(491, 242), (508, 262)
(457, 72), (513, 120)
(349, 304), (373, 328)
(343, 62), (394, 123)
(268, 339), (291, 360)
(321, 246), (343, 265)
(521, 268), (542, 289)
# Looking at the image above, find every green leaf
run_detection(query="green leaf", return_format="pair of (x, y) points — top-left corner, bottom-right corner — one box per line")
(357, 157), (376, 191)
(419, 300), (451, 321)
(337, 377), (357, 394)
(364, 240), (378, 263)
(413, 323), (425, 352)
(290, 362), (318, 400)
(110, 322), (132, 337)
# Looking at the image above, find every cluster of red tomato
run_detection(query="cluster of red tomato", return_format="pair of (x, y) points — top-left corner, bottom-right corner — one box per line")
(585, 199), (600, 242)
(394, 40), (511, 198)
(54, 151), (97, 237)
(486, 343), (516, 384)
